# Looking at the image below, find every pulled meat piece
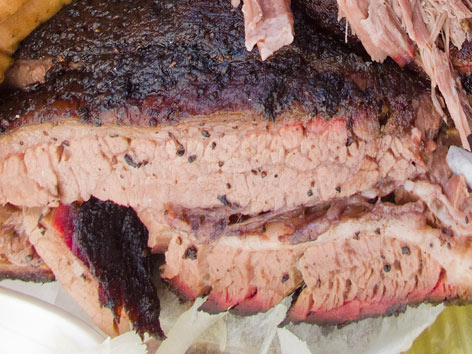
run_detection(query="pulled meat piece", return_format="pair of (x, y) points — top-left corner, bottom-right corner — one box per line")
(239, 0), (472, 149)
(336, 0), (472, 150)
(337, 0), (414, 65)
(242, 0), (294, 60)
(418, 45), (471, 151)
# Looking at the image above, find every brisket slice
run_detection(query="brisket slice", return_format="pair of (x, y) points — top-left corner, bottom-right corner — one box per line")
(0, 0), (430, 225)
(55, 198), (164, 338)
(162, 188), (472, 323)
(0, 204), (53, 282)
(0, 0), (470, 334)
(21, 199), (163, 338)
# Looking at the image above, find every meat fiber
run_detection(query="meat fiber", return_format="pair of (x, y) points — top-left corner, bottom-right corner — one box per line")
(0, 0), (471, 335)
(22, 206), (131, 337)
(337, 0), (415, 65)
(162, 191), (472, 322)
(0, 0), (431, 213)
(0, 204), (53, 282)
(334, 0), (472, 150)
(242, 0), (472, 149)
(242, 0), (294, 60)
(19, 198), (164, 338)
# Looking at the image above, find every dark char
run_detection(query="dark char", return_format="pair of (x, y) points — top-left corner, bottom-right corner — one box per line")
(73, 197), (164, 338)
(0, 0), (428, 133)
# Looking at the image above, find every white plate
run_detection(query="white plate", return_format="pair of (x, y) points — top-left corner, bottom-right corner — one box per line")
(0, 287), (104, 354)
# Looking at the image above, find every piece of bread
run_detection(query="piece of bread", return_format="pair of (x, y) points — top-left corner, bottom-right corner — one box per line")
(0, 0), (29, 24)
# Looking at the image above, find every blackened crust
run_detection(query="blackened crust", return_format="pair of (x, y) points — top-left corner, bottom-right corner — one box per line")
(0, 0), (428, 133)
(292, 0), (359, 47)
(72, 197), (164, 338)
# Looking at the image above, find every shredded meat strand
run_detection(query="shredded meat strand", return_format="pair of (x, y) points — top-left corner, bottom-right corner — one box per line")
(241, 0), (472, 149)
(336, 0), (472, 150)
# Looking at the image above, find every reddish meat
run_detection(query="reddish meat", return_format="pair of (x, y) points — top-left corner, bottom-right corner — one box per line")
(162, 198), (472, 322)
(22, 207), (130, 337)
(0, 0), (470, 332)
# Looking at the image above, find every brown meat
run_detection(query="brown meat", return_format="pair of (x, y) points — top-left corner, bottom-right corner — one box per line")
(3, 58), (53, 89)
(0, 0), (430, 225)
(0, 0), (470, 332)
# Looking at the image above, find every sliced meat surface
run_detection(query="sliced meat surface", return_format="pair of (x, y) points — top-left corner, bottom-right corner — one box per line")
(53, 199), (164, 338)
(162, 196), (472, 323)
(0, 0), (470, 332)
(22, 198), (164, 338)
(288, 234), (445, 325)
(0, 204), (53, 282)
(67, 198), (164, 339)
(288, 216), (447, 324)
(22, 207), (130, 337)
(0, 116), (426, 234)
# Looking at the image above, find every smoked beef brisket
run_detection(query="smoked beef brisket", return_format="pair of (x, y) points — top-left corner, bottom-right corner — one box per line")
(0, 0), (471, 338)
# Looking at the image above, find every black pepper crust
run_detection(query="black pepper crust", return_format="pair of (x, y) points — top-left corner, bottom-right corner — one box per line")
(73, 197), (164, 338)
(292, 0), (359, 47)
(0, 0), (428, 133)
